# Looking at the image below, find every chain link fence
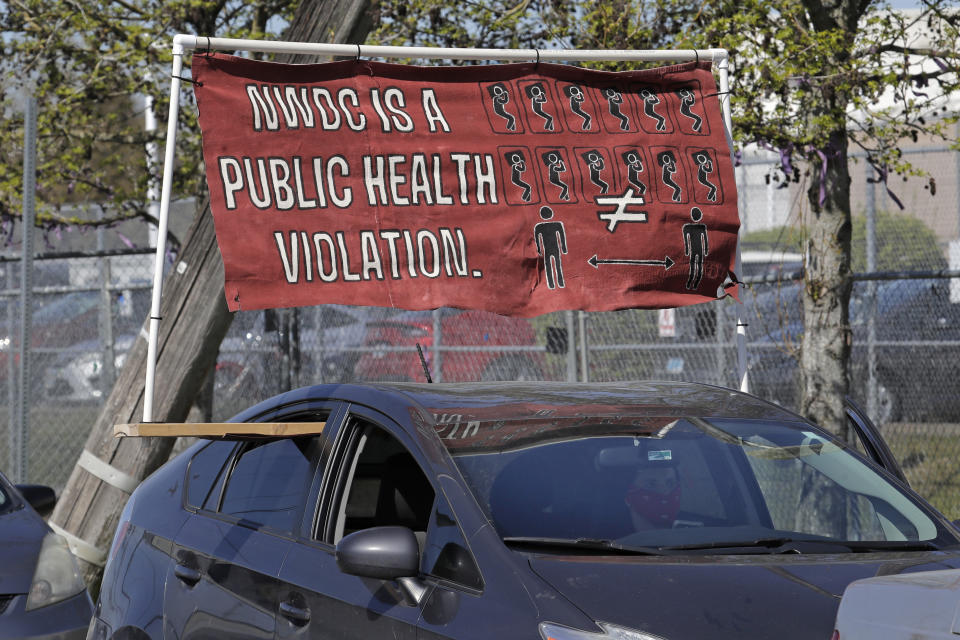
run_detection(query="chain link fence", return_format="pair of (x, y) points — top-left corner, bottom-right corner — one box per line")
(2, 147), (959, 521)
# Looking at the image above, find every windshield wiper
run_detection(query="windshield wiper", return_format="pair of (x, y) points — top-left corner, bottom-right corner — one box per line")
(842, 540), (941, 552)
(502, 536), (663, 555)
(659, 537), (943, 554)
(658, 537), (855, 553)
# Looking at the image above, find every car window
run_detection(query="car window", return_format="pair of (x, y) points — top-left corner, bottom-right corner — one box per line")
(444, 415), (955, 550)
(326, 420), (435, 544)
(422, 494), (482, 590)
(219, 437), (320, 533)
(0, 481), (10, 515)
(185, 440), (237, 510)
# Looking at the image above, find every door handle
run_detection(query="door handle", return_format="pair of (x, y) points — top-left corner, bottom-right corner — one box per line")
(174, 564), (202, 586)
(279, 600), (311, 625)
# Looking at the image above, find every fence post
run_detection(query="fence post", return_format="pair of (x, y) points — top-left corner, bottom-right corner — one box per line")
(578, 311), (588, 382)
(98, 209), (117, 395)
(432, 309), (442, 382)
(565, 310), (576, 382)
(865, 163), (878, 422)
(15, 96), (38, 483)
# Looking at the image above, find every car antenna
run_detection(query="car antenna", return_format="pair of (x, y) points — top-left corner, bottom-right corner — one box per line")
(416, 343), (434, 383)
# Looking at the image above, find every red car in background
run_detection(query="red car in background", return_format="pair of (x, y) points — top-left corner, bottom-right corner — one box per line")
(353, 308), (545, 382)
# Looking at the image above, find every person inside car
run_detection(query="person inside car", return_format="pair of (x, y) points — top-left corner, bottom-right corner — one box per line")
(624, 458), (682, 530)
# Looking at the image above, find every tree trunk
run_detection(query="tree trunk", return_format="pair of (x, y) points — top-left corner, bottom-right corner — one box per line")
(800, 125), (853, 439)
(49, 0), (374, 593)
(49, 198), (231, 592)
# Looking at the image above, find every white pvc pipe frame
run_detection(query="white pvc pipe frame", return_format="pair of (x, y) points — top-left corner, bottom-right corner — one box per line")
(143, 34), (748, 422)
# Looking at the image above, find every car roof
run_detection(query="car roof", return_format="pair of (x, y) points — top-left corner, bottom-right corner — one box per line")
(235, 380), (806, 425)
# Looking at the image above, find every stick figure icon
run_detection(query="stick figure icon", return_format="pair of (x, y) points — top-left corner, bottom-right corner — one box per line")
(564, 84), (592, 130)
(506, 150), (532, 202)
(640, 89), (667, 132)
(657, 150), (683, 202)
(682, 207), (709, 290)
(676, 89), (703, 132)
(581, 150), (609, 194)
(535, 206), (567, 289)
(691, 151), (717, 202)
(541, 151), (570, 201)
(525, 83), (554, 131)
(487, 83), (516, 131)
(602, 88), (630, 130)
(621, 150), (647, 195)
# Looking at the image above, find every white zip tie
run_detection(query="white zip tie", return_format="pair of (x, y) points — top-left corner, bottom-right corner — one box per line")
(48, 522), (108, 567)
(77, 450), (140, 494)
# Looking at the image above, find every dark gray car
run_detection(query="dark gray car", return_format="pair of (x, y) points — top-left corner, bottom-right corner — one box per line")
(90, 381), (960, 640)
(0, 471), (93, 639)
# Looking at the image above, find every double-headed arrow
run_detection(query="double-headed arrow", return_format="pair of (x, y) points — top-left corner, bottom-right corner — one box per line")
(588, 255), (675, 270)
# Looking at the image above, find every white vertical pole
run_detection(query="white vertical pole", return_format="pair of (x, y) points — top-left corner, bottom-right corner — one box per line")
(144, 44), (185, 422)
(714, 50), (748, 393)
(145, 90), (160, 249)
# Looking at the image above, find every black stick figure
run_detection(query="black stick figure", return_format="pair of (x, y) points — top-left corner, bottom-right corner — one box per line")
(676, 89), (703, 132)
(581, 150), (609, 194)
(683, 207), (709, 290)
(691, 151), (717, 202)
(506, 151), (532, 202)
(640, 89), (667, 132)
(621, 150), (647, 195)
(541, 151), (569, 201)
(602, 88), (630, 131)
(535, 206), (567, 289)
(525, 83), (554, 131)
(564, 84), (592, 130)
(487, 83), (516, 131)
(657, 150), (682, 202)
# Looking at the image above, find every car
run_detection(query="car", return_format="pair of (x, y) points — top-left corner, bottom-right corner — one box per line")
(833, 568), (960, 639)
(42, 334), (135, 403)
(0, 287), (150, 402)
(353, 308), (544, 382)
(673, 278), (960, 422)
(0, 469), (93, 639)
(213, 305), (386, 414)
(91, 380), (960, 640)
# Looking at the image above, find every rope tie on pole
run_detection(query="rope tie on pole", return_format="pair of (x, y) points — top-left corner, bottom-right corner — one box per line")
(172, 74), (202, 86)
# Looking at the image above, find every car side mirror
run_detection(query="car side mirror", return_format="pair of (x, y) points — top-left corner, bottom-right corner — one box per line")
(335, 526), (420, 580)
(16, 484), (57, 518)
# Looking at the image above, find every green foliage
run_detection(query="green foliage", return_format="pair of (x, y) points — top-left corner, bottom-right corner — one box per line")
(368, 0), (574, 60)
(741, 211), (946, 272)
(850, 210), (947, 272)
(0, 0), (299, 237)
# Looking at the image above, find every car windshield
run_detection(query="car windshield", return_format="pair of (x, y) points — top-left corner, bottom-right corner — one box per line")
(444, 416), (956, 552)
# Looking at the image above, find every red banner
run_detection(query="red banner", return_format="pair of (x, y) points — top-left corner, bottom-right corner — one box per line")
(193, 53), (739, 315)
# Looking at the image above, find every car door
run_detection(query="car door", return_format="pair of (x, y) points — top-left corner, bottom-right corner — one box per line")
(844, 398), (908, 486)
(276, 405), (433, 640)
(164, 408), (333, 640)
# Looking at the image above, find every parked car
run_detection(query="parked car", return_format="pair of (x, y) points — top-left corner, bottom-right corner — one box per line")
(833, 568), (960, 639)
(214, 305), (386, 411)
(91, 381), (960, 640)
(42, 334), (135, 403)
(353, 308), (544, 382)
(0, 469), (93, 638)
(0, 287), (150, 403)
(675, 278), (960, 422)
